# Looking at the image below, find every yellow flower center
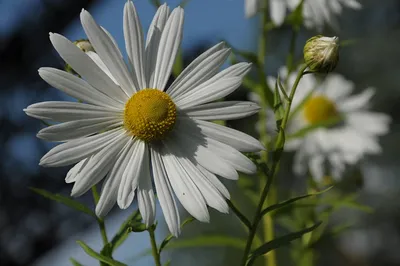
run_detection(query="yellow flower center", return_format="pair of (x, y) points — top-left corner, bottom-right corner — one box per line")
(303, 96), (338, 124)
(124, 89), (177, 142)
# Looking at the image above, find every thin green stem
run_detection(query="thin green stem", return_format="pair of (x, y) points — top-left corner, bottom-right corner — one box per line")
(241, 64), (308, 266)
(92, 186), (109, 246)
(286, 28), (299, 73)
(149, 227), (162, 266)
(227, 200), (252, 230)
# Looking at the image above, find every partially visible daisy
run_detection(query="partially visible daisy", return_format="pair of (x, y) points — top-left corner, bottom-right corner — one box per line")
(259, 67), (390, 182)
(244, 0), (361, 30)
(25, 1), (264, 236)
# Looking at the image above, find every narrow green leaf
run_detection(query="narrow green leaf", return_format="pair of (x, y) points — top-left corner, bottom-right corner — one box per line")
(248, 222), (322, 265)
(286, 0), (304, 29)
(164, 261), (171, 266)
(227, 200), (252, 230)
(261, 187), (333, 217)
(110, 210), (144, 252)
(166, 235), (245, 250)
(273, 77), (285, 130)
(287, 116), (343, 140)
(77, 241), (127, 266)
(70, 258), (84, 266)
(180, 0), (191, 8)
(30, 188), (96, 218)
(159, 217), (195, 253)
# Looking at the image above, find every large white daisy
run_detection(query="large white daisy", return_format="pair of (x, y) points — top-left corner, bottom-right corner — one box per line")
(261, 67), (390, 182)
(245, 0), (361, 30)
(24, 1), (264, 236)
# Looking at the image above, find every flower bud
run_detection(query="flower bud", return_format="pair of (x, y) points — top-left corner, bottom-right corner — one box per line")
(73, 39), (95, 52)
(303, 35), (339, 73)
(65, 39), (95, 74)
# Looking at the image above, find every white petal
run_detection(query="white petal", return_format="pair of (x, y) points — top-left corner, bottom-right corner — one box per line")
(328, 152), (345, 181)
(24, 101), (122, 122)
(176, 77), (242, 109)
(194, 119), (264, 152)
(309, 155), (325, 182)
(269, 0), (287, 26)
(205, 136), (257, 174)
(293, 145), (308, 176)
(65, 158), (89, 183)
(323, 74), (354, 101)
(342, 0), (361, 9)
(176, 118), (256, 174)
(86, 51), (119, 85)
(165, 140), (228, 213)
(118, 140), (146, 209)
(49, 33), (126, 103)
(338, 88), (375, 112)
(347, 111), (391, 136)
(167, 43), (229, 98)
(196, 165), (230, 199)
(182, 101), (260, 120)
(95, 139), (135, 217)
(37, 117), (122, 142)
(161, 147), (210, 222)
(71, 134), (129, 197)
(38, 68), (123, 109)
(145, 4), (170, 87)
(124, 1), (146, 89)
(174, 62), (251, 106)
(137, 146), (156, 227)
(151, 147), (180, 236)
(40, 128), (123, 167)
(150, 7), (184, 91)
(80, 10), (136, 95)
(245, 0), (260, 18)
(171, 121), (239, 180)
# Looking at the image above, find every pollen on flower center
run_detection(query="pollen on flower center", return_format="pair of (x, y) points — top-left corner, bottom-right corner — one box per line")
(303, 96), (338, 124)
(124, 89), (177, 142)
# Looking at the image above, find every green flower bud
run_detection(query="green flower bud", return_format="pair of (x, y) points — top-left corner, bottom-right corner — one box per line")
(303, 35), (339, 73)
(65, 39), (95, 74)
(73, 39), (95, 52)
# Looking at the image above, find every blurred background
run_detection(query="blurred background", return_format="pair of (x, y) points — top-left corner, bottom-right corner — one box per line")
(0, 0), (400, 265)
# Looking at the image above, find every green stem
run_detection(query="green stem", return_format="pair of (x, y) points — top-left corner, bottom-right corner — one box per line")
(286, 28), (299, 73)
(227, 200), (252, 230)
(241, 64), (308, 266)
(92, 186), (109, 246)
(149, 227), (162, 266)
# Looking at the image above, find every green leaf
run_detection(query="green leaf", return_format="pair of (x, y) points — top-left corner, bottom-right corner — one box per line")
(247, 222), (322, 265)
(110, 210), (144, 252)
(180, 0), (192, 8)
(77, 241), (127, 266)
(286, 0), (304, 29)
(70, 258), (84, 266)
(261, 187), (332, 217)
(287, 116), (343, 140)
(159, 217), (195, 253)
(273, 77), (285, 130)
(166, 235), (245, 250)
(30, 188), (96, 218)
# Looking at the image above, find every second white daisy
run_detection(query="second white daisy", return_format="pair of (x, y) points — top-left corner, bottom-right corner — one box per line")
(264, 67), (390, 182)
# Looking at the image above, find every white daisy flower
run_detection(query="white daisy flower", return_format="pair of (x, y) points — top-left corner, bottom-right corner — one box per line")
(261, 67), (390, 182)
(244, 0), (361, 30)
(24, 1), (264, 236)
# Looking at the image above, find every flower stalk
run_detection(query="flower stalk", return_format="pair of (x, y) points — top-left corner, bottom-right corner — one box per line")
(241, 64), (309, 266)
